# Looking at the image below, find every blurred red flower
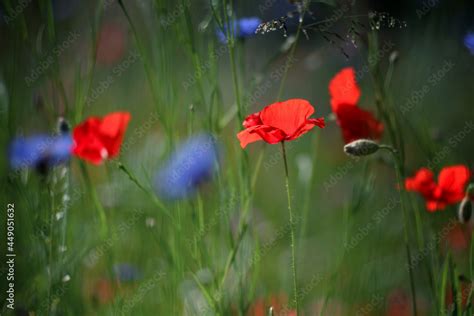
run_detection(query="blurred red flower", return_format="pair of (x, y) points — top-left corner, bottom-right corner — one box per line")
(386, 289), (411, 316)
(93, 278), (115, 305)
(96, 22), (127, 66)
(73, 112), (131, 164)
(405, 165), (471, 211)
(329, 68), (383, 143)
(445, 277), (473, 310)
(247, 294), (296, 316)
(444, 224), (471, 252)
(385, 288), (431, 316)
(237, 99), (325, 148)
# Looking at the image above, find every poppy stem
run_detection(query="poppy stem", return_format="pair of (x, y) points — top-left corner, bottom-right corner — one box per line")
(389, 150), (418, 316)
(79, 162), (108, 239)
(116, 162), (173, 220)
(276, 12), (304, 102)
(281, 141), (299, 314)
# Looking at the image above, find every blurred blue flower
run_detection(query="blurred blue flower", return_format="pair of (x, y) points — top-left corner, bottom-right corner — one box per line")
(464, 32), (474, 55)
(9, 134), (73, 170)
(113, 263), (141, 282)
(216, 17), (262, 43)
(154, 133), (220, 200)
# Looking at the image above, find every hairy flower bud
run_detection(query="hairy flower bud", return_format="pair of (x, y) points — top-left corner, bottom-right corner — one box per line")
(343, 139), (380, 157)
(458, 196), (473, 224)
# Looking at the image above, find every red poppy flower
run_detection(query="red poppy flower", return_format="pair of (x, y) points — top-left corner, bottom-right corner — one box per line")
(405, 168), (437, 200)
(405, 165), (471, 211)
(329, 67), (383, 143)
(237, 99), (325, 148)
(73, 112), (131, 164)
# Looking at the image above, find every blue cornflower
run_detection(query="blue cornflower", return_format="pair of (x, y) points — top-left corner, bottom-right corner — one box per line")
(9, 134), (73, 170)
(464, 32), (474, 55)
(216, 17), (262, 43)
(113, 263), (141, 282)
(154, 133), (220, 200)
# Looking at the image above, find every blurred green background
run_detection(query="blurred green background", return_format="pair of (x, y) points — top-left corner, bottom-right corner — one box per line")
(1, 0), (474, 315)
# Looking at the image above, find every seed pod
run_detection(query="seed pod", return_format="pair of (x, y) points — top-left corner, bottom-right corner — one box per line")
(458, 197), (473, 224)
(343, 139), (380, 157)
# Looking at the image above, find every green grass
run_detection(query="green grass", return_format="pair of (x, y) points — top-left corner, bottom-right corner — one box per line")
(1, 0), (474, 315)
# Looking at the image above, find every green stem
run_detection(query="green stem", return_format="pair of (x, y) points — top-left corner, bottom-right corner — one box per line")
(76, 0), (104, 123)
(182, 0), (207, 109)
(218, 218), (248, 289)
(299, 133), (320, 243)
(79, 162), (108, 239)
(410, 195), (437, 302)
(281, 141), (299, 314)
(228, 42), (243, 122)
(388, 150), (418, 316)
(47, 182), (54, 315)
(116, 162), (173, 220)
(215, 150), (264, 310)
(276, 16), (304, 102)
(370, 31), (419, 313)
(117, 0), (168, 135)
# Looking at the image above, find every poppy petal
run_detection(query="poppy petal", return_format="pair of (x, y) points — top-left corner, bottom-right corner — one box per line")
(73, 112), (131, 164)
(437, 165), (471, 203)
(98, 112), (131, 157)
(237, 126), (264, 148)
(329, 67), (360, 110)
(405, 168), (436, 197)
(260, 99), (315, 136)
(72, 118), (103, 164)
(288, 117), (325, 140)
(242, 112), (263, 128)
(406, 165), (471, 212)
(334, 104), (383, 143)
(426, 200), (446, 211)
(251, 125), (287, 144)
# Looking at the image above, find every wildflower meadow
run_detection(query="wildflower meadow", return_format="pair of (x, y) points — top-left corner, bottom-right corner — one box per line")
(1, 0), (474, 315)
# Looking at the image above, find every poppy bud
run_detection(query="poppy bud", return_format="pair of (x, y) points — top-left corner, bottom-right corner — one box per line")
(343, 139), (380, 157)
(458, 196), (473, 224)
